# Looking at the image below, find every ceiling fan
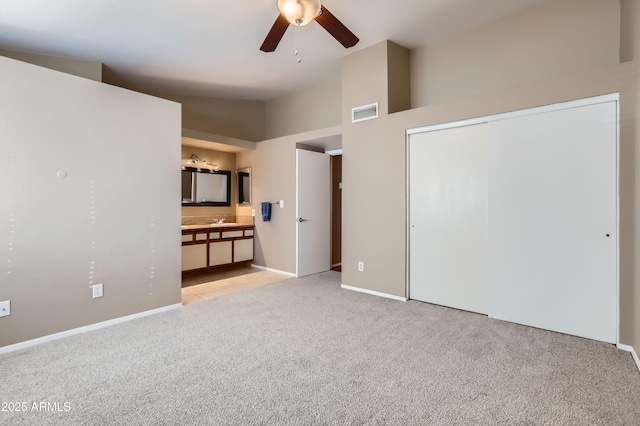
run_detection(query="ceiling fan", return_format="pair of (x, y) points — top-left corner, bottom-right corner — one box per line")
(260, 0), (359, 52)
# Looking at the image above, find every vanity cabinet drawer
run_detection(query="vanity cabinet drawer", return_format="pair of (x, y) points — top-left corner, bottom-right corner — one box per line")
(195, 232), (208, 241)
(222, 230), (243, 239)
(244, 229), (254, 237)
(181, 234), (193, 242)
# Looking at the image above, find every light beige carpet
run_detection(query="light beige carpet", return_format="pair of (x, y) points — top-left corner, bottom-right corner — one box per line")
(1, 271), (639, 425)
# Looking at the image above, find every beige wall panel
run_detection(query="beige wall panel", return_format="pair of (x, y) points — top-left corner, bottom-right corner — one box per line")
(236, 127), (341, 275)
(0, 48), (103, 82)
(387, 42), (411, 114)
(625, 0), (640, 355)
(411, 0), (620, 107)
(236, 139), (297, 273)
(0, 56), (181, 348)
(163, 95), (266, 142)
(266, 77), (341, 139)
(342, 119), (408, 297)
(342, 41), (390, 124)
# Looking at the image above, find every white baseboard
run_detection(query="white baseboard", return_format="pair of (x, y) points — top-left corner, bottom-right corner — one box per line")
(250, 264), (297, 277)
(617, 344), (640, 373)
(340, 284), (407, 302)
(0, 303), (182, 355)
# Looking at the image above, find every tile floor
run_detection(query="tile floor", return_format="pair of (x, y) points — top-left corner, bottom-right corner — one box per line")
(181, 266), (292, 305)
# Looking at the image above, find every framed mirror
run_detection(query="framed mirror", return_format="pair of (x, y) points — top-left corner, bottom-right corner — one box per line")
(237, 167), (252, 204)
(181, 167), (231, 206)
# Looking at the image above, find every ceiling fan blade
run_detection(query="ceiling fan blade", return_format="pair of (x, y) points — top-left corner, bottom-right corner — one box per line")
(260, 14), (290, 52)
(314, 6), (359, 49)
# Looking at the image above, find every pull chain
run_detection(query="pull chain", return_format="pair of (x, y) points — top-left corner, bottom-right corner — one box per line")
(294, 25), (302, 63)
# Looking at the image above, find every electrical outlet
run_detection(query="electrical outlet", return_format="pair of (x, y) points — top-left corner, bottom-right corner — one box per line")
(92, 283), (104, 299)
(251, 209), (255, 217)
(0, 300), (10, 317)
(279, 200), (284, 208)
(358, 261), (364, 272)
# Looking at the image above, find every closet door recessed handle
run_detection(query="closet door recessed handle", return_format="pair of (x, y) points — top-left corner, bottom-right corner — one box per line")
(298, 218), (308, 222)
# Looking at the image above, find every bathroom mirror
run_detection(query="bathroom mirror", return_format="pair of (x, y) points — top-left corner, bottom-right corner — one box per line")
(237, 167), (252, 204)
(181, 167), (231, 206)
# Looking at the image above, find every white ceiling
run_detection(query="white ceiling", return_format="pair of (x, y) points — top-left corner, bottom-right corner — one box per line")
(0, 0), (551, 101)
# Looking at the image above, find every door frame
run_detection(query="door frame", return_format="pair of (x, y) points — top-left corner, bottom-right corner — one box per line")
(405, 93), (620, 343)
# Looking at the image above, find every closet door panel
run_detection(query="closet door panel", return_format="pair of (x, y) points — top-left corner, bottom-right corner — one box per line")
(487, 102), (617, 343)
(409, 124), (489, 314)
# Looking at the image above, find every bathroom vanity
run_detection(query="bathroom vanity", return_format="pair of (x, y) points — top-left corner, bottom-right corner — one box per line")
(181, 223), (254, 272)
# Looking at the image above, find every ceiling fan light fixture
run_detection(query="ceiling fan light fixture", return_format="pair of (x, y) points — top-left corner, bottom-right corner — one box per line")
(277, 0), (321, 26)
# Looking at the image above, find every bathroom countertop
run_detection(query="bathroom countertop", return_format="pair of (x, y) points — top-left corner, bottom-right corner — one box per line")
(181, 223), (254, 231)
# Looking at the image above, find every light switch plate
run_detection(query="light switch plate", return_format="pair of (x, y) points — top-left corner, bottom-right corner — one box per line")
(0, 300), (10, 317)
(92, 283), (104, 299)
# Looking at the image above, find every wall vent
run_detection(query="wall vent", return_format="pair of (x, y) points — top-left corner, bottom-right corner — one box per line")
(352, 102), (379, 123)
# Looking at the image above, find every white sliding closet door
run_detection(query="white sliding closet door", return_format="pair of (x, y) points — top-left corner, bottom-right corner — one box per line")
(487, 102), (617, 343)
(409, 124), (489, 314)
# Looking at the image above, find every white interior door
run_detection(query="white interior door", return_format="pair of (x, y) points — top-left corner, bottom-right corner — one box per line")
(296, 149), (330, 277)
(487, 101), (617, 343)
(409, 124), (489, 314)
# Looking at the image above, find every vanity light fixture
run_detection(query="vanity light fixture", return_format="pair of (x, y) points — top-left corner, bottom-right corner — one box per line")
(184, 154), (219, 171)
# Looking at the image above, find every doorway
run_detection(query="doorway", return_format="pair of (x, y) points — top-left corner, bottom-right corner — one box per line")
(294, 140), (342, 278)
(330, 154), (342, 271)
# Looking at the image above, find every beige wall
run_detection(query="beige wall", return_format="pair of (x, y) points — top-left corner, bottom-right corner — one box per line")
(0, 48), (103, 82)
(623, 0), (640, 356)
(0, 56), (181, 347)
(236, 140), (297, 273)
(164, 94), (266, 142)
(387, 42), (411, 114)
(265, 77), (342, 139)
(181, 145), (238, 217)
(236, 126), (342, 274)
(342, 41), (390, 122)
(410, 0), (620, 108)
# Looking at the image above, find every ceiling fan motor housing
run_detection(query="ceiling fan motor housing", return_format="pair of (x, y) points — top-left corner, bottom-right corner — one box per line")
(277, 0), (322, 26)
(261, 2), (359, 52)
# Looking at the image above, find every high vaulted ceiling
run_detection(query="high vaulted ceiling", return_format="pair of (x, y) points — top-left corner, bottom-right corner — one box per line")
(0, 0), (550, 101)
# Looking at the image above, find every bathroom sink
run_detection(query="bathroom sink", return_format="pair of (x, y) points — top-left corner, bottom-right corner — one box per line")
(209, 222), (237, 227)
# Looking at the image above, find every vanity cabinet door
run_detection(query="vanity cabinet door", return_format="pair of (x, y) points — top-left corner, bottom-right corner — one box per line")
(234, 238), (253, 262)
(209, 241), (232, 266)
(182, 244), (207, 271)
